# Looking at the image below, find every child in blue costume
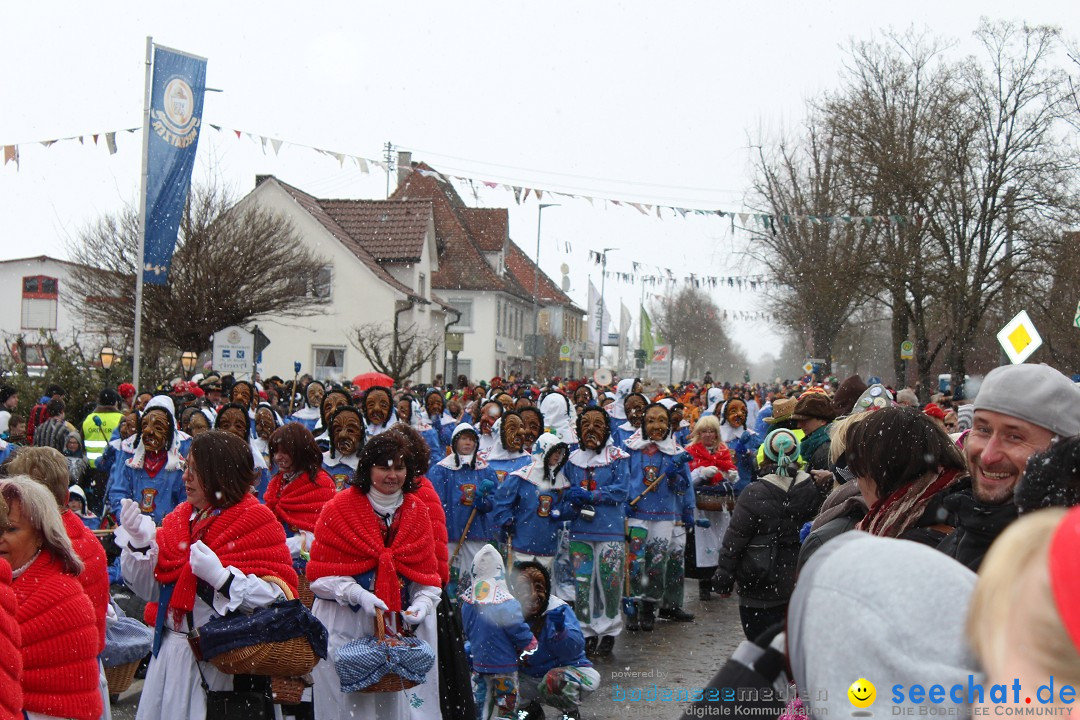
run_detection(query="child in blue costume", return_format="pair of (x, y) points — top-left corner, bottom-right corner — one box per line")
(214, 403), (271, 501)
(483, 411), (533, 482)
(422, 388), (457, 461)
(624, 402), (694, 633)
(610, 392), (648, 450)
(108, 396), (189, 527)
(427, 423), (500, 601)
(659, 398), (692, 447)
(311, 388), (351, 453)
(320, 405), (365, 492)
(492, 433), (570, 575)
(461, 545), (537, 720)
(511, 560), (600, 720)
(560, 405), (630, 659)
(285, 379), (324, 431)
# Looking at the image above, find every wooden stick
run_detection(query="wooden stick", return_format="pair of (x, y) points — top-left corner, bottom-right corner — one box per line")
(450, 507), (479, 565)
(628, 473), (667, 508)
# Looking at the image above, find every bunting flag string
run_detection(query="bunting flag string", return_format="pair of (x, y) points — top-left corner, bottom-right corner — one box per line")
(601, 269), (774, 291)
(0, 124), (923, 226)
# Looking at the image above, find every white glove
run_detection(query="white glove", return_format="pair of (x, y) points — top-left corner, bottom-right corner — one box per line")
(700, 466), (719, 480)
(189, 540), (231, 589)
(724, 469), (739, 483)
(119, 498), (155, 547)
(345, 583), (389, 614)
(402, 595), (434, 625)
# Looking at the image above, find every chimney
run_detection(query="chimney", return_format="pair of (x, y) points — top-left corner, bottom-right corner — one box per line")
(397, 151), (413, 187)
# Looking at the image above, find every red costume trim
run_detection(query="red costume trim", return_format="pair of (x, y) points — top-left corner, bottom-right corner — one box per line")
(1050, 505), (1080, 652)
(155, 494), (297, 623)
(686, 441), (736, 481)
(307, 488), (441, 611)
(416, 476), (450, 585)
(63, 509), (110, 653)
(13, 551), (102, 720)
(264, 469), (336, 533)
(0, 561), (21, 720)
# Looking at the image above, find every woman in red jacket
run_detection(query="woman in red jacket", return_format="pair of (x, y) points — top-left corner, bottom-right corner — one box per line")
(685, 414), (738, 600)
(119, 430), (297, 720)
(265, 423), (336, 560)
(0, 494), (22, 720)
(0, 475), (102, 720)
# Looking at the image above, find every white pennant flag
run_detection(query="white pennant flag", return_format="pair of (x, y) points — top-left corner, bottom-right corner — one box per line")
(738, 213), (750, 225)
(270, 139), (283, 155)
(353, 156), (369, 173)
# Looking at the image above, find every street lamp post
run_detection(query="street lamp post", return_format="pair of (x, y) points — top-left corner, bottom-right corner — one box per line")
(180, 351), (198, 379)
(99, 346), (116, 385)
(595, 248), (618, 370)
(532, 203), (559, 381)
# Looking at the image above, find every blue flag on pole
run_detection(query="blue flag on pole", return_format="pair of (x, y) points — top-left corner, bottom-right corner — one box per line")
(143, 45), (206, 285)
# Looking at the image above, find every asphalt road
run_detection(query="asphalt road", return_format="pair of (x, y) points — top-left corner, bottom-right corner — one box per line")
(110, 585), (744, 720)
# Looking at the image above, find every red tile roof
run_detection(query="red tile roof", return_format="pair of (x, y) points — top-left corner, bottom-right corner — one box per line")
(459, 208), (507, 252)
(320, 200), (433, 262)
(263, 177), (424, 302)
(391, 167), (532, 299)
(504, 241), (582, 311)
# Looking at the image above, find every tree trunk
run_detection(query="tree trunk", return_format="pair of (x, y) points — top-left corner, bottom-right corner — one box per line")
(890, 290), (909, 388)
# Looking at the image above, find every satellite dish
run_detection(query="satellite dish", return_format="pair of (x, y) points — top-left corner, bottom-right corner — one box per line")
(560, 276), (571, 292)
(593, 368), (613, 387)
(559, 263), (570, 275)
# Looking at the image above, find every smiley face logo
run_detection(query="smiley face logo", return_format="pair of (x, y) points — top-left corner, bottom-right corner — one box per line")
(848, 678), (876, 709)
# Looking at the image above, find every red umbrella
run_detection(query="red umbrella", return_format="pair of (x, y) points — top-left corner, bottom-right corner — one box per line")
(352, 372), (394, 392)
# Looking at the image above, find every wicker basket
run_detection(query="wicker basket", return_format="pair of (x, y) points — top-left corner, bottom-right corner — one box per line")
(360, 609), (420, 694)
(208, 576), (320, 677)
(103, 660), (140, 694)
(270, 676), (307, 705)
(297, 573), (314, 609)
(695, 490), (735, 513)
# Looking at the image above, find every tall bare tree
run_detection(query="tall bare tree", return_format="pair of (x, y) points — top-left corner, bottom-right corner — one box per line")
(650, 285), (745, 382)
(824, 29), (958, 396)
(748, 115), (875, 376)
(66, 183), (329, 378)
(351, 321), (442, 384)
(927, 20), (1078, 392)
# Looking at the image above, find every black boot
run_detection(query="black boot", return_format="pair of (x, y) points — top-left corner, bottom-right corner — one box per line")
(640, 600), (657, 631)
(699, 578), (713, 601)
(560, 707), (580, 720)
(516, 700), (545, 719)
(584, 636), (599, 657)
(659, 606), (695, 622)
(597, 635), (615, 656)
(625, 600), (640, 631)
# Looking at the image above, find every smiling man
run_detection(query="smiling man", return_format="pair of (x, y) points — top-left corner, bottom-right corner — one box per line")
(937, 364), (1080, 571)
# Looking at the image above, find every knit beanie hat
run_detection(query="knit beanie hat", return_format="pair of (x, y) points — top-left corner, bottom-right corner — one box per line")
(923, 403), (946, 421)
(974, 364), (1080, 438)
(763, 428), (800, 477)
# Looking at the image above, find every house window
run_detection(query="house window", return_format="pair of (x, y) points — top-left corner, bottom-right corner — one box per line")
(417, 273), (427, 312)
(313, 345), (346, 381)
(448, 300), (472, 330)
(21, 275), (58, 330)
(308, 265), (333, 300)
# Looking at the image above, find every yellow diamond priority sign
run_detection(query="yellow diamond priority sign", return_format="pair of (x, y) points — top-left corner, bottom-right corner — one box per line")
(996, 310), (1042, 364)
(802, 362), (815, 374)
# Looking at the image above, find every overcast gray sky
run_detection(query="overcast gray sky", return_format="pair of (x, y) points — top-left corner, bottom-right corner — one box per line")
(3, 1), (1076, 368)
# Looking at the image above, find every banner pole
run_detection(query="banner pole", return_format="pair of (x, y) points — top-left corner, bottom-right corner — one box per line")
(133, 36), (153, 391)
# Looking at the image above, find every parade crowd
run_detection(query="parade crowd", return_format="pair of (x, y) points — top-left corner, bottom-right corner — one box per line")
(0, 363), (1079, 720)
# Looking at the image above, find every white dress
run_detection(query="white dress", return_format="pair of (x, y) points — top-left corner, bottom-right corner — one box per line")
(121, 543), (286, 720)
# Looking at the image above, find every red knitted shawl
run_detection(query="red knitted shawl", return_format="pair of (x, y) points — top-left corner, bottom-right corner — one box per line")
(687, 441), (737, 479)
(264, 469), (336, 533)
(307, 489), (441, 611)
(0, 561), (21, 720)
(155, 494), (297, 622)
(63, 509), (110, 653)
(13, 551), (102, 720)
(416, 476), (450, 585)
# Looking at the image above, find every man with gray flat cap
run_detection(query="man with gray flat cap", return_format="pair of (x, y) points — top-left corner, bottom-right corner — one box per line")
(937, 363), (1080, 571)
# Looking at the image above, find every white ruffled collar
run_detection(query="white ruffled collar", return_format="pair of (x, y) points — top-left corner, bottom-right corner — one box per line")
(323, 450), (359, 470)
(568, 441), (630, 468)
(623, 428), (681, 455)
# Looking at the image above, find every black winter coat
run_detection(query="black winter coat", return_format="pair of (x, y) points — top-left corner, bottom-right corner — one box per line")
(713, 472), (829, 606)
(936, 478), (1018, 572)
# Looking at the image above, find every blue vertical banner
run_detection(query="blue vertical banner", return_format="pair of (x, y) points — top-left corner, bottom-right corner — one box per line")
(143, 45), (206, 284)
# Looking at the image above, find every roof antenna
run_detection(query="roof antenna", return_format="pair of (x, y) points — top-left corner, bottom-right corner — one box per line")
(384, 141), (395, 198)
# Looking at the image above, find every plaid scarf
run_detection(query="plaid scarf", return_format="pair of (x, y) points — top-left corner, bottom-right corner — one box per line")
(856, 468), (963, 539)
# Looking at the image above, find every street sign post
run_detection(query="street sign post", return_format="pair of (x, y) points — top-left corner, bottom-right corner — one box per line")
(212, 326), (255, 379)
(997, 310), (1043, 364)
(899, 340), (914, 360)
